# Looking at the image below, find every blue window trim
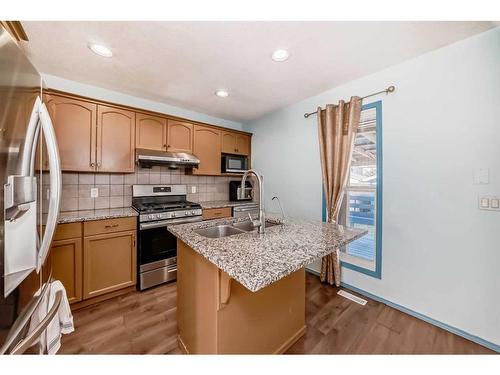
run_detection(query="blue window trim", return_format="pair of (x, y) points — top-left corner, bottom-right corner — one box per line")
(322, 100), (383, 279)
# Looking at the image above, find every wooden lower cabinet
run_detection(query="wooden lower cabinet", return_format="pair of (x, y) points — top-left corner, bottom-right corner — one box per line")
(51, 238), (83, 304)
(177, 240), (306, 354)
(50, 220), (137, 306)
(83, 230), (136, 299)
(202, 207), (232, 220)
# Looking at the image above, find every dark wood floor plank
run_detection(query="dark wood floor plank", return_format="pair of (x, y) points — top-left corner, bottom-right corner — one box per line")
(59, 273), (494, 354)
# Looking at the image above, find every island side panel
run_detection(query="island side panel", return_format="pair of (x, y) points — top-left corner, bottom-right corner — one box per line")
(177, 239), (219, 354)
(216, 269), (306, 354)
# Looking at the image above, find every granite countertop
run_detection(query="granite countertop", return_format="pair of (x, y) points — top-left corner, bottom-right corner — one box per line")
(167, 215), (366, 292)
(56, 207), (138, 224)
(199, 200), (258, 209)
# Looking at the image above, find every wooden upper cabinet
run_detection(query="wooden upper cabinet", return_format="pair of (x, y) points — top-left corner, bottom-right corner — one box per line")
(221, 131), (251, 156)
(221, 131), (237, 154)
(193, 125), (221, 175)
(135, 113), (167, 151)
(167, 120), (193, 153)
(235, 134), (251, 156)
(96, 105), (135, 173)
(45, 94), (97, 172)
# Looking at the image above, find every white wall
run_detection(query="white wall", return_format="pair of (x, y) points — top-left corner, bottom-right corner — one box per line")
(244, 28), (500, 346)
(42, 74), (243, 131)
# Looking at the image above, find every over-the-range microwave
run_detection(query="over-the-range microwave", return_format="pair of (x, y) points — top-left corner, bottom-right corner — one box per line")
(221, 154), (248, 173)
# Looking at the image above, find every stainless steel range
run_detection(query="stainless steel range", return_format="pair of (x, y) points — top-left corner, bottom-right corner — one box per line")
(132, 185), (202, 290)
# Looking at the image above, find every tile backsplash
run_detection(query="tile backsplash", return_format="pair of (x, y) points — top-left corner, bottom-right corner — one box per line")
(52, 166), (243, 212)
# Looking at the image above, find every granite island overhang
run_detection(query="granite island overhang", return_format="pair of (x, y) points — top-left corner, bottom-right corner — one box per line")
(168, 216), (366, 354)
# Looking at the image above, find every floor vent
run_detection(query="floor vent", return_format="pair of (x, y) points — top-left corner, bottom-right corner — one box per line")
(337, 290), (367, 306)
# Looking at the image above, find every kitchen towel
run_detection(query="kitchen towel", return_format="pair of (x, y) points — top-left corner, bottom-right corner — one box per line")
(29, 280), (74, 354)
(45, 280), (74, 354)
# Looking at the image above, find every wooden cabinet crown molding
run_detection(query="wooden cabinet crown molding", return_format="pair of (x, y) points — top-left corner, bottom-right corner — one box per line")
(1, 21), (28, 42)
(45, 89), (253, 137)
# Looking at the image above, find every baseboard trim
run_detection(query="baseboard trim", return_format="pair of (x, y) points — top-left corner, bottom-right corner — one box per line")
(177, 335), (189, 354)
(304, 269), (500, 353)
(274, 325), (306, 354)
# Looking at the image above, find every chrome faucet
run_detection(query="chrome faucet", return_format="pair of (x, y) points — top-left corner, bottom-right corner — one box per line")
(272, 196), (285, 220)
(240, 169), (265, 234)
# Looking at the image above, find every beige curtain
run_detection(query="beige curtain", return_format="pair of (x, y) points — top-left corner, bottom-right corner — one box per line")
(317, 97), (362, 286)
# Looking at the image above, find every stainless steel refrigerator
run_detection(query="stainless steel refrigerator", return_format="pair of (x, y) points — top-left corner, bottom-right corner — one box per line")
(0, 25), (62, 354)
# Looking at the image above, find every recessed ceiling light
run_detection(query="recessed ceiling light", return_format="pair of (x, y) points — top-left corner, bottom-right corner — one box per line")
(88, 43), (113, 57)
(215, 89), (229, 98)
(271, 49), (290, 62)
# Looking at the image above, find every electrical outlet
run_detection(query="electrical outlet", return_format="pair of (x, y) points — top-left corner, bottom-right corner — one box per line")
(90, 187), (99, 198)
(191, 186), (197, 194)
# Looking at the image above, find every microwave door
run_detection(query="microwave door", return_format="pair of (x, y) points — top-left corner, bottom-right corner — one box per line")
(224, 155), (248, 173)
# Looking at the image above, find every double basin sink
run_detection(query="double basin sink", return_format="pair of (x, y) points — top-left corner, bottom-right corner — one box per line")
(195, 220), (280, 238)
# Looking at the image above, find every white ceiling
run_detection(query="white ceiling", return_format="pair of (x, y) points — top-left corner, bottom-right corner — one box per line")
(21, 21), (496, 122)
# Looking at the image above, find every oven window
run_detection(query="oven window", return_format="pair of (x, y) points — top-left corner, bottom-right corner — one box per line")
(228, 158), (242, 170)
(139, 226), (177, 265)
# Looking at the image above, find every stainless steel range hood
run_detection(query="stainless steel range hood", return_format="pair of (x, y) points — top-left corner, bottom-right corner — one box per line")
(136, 148), (200, 169)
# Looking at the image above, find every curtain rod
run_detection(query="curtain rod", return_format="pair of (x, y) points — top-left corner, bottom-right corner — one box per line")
(303, 85), (395, 118)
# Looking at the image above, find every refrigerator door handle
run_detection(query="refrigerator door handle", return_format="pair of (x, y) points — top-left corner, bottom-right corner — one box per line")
(21, 96), (42, 177)
(0, 275), (52, 354)
(36, 101), (61, 271)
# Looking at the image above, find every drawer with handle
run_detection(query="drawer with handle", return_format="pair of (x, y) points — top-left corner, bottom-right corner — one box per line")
(202, 207), (232, 220)
(52, 222), (82, 241)
(84, 217), (136, 236)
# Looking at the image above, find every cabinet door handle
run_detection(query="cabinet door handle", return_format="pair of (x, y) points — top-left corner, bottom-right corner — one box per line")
(97, 162), (101, 168)
(90, 162), (95, 167)
(105, 224), (119, 228)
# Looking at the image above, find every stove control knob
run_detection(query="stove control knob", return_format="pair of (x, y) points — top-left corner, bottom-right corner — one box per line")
(148, 214), (153, 220)
(191, 210), (196, 215)
(171, 212), (176, 218)
(185, 211), (190, 216)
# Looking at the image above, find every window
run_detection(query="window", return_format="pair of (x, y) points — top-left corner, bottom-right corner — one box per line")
(322, 100), (382, 278)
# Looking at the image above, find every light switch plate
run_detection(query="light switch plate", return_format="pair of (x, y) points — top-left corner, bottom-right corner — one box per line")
(473, 168), (489, 185)
(90, 187), (99, 198)
(191, 186), (197, 194)
(479, 196), (500, 211)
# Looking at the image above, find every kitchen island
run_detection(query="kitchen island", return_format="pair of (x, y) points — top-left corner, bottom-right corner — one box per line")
(168, 216), (366, 354)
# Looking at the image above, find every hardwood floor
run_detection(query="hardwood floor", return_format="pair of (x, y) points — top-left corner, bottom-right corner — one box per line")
(286, 273), (493, 354)
(59, 282), (181, 354)
(59, 272), (494, 354)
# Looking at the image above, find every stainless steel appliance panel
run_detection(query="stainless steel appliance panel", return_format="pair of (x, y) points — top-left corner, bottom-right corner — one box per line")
(232, 203), (259, 218)
(221, 154), (248, 173)
(0, 26), (62, 353)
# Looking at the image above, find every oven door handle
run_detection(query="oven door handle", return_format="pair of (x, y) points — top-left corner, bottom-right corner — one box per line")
(139, 216), (202, 230)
